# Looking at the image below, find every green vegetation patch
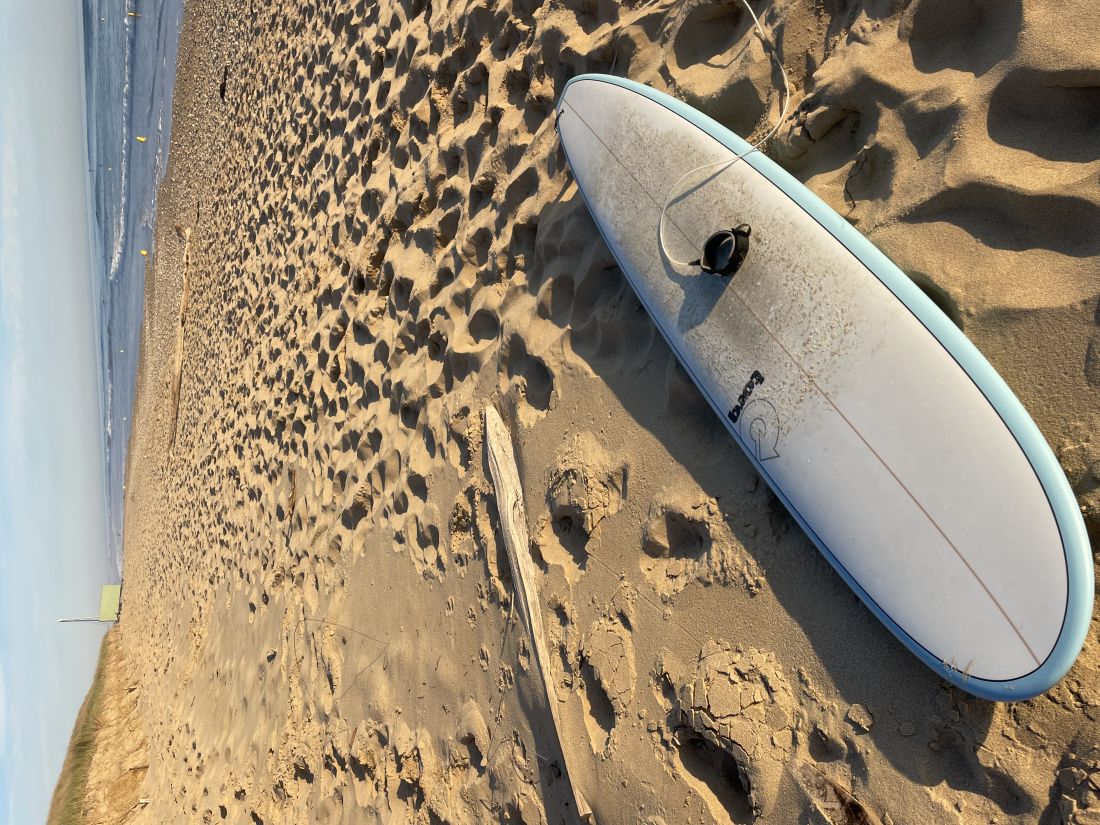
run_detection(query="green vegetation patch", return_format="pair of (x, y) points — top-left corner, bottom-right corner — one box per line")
(45, 630), (113, 825)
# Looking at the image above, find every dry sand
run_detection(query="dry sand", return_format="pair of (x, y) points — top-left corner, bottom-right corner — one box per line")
(88, 0), (1100, 822)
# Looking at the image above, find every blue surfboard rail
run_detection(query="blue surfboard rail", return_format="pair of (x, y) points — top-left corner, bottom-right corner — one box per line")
(557, 73), (1093, 701)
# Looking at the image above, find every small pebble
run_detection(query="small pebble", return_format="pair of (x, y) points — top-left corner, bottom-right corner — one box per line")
(846, 703), (874, 732)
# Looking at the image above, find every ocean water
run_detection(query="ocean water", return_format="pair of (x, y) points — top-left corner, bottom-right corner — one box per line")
(82, 0), (184, 575)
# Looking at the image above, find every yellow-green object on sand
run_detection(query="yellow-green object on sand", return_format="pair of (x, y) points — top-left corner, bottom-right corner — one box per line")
(98, 585), (121, 622)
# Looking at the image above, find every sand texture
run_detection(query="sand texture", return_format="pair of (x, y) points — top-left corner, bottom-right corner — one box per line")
(106, 0), (1099, 822)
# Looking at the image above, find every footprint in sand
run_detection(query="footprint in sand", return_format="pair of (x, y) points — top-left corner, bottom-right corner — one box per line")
(1049, 731), (1100, 824)
(579, 615), (636, 756)
(659, 641), (795, 821)
(640, 490), (763, 597)
(535, 430), (627, 584)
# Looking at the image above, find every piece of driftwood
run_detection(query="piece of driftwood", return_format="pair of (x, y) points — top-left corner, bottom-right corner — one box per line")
(168, 224), (194, 453)
(484, 405), (594, 824)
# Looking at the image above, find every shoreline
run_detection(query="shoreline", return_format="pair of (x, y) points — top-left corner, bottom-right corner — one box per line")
(86, 0), (186, 577)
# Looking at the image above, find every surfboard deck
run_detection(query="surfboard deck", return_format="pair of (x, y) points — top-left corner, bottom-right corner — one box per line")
(555, 74), (1092, 700)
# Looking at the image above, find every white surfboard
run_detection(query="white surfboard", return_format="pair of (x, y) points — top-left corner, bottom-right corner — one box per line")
(555, 75), (1092, 700)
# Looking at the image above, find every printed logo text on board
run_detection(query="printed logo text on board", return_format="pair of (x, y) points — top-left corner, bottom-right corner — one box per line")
(728, 370), (764, 423)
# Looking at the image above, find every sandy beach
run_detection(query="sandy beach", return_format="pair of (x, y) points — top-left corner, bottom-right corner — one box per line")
(69, 0), (1099, 822)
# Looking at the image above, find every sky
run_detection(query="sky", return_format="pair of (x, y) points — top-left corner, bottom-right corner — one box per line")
(0, 1), (115, 822)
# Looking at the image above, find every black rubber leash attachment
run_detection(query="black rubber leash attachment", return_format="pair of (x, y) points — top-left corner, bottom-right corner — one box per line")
(691, 224), (752, 277)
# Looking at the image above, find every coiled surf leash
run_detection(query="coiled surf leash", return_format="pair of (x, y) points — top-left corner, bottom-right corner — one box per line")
(656, 0), (791, 273)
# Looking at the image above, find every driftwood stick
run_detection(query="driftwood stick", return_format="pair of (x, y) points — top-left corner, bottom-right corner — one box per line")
(168, 225), (193, 453)
(484, 405), (594, 824)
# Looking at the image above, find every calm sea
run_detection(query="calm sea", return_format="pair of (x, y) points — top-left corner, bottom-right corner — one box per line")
(82, 0), (184, 575)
